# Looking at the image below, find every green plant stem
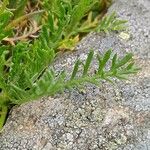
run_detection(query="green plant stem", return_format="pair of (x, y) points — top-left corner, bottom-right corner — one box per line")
(49, 75), (102, 96)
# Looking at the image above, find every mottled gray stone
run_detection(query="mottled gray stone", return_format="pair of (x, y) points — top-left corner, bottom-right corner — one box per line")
(0, 0), (150, 149)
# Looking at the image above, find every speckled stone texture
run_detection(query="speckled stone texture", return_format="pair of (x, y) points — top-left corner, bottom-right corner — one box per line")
(0, 0), (150, 149)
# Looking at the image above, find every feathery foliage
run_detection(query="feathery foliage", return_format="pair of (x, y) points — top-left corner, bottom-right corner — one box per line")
(96, 12), (127, 33)
(42, 0), (113, 50)
(0, 0), (138, 130)
(5, 49), (139, 105)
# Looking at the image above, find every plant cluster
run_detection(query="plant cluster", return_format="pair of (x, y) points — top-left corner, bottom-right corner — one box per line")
(0, 0), (139, 129)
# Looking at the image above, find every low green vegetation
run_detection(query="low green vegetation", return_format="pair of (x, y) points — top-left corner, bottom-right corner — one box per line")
(0, 0), (139, 130)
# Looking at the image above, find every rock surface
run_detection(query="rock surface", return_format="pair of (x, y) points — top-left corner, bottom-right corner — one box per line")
(0, 0), (150, 149)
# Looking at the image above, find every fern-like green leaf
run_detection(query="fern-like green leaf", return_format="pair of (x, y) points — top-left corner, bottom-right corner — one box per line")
(0, 0), (139, 130)
(97, 12), (127, 33)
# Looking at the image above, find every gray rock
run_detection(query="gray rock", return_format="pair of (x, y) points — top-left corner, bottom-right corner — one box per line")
(0, 0), (150, 149)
